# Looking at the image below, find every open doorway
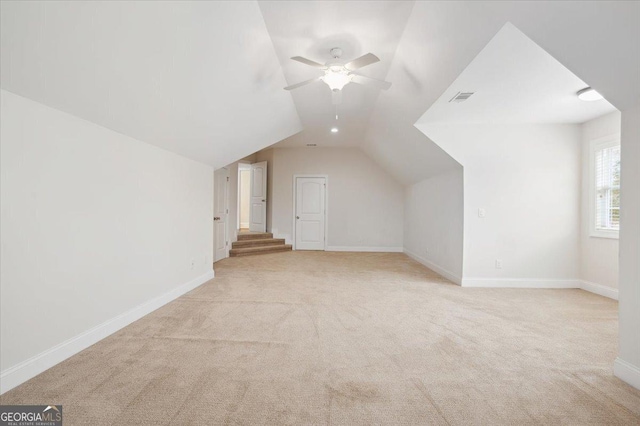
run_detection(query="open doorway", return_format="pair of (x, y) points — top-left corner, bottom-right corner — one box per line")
(236, 161), (267, 234)
(237, 164), (251, 233)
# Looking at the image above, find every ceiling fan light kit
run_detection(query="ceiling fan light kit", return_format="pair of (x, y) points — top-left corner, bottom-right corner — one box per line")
(322, 67), (352, 91)
(284, 47), (392, 105)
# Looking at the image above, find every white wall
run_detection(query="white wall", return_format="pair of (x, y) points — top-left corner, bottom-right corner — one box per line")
(403, 168), (464, 283)
(616, 103), (640, 389)
(580, 111), (621, 289)
(421, 123), (582, 285)
(266, 147), (404, 251)
(0, 90), (213, 390)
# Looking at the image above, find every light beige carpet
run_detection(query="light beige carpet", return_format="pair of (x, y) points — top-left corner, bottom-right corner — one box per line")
(2, 252), (639, 425)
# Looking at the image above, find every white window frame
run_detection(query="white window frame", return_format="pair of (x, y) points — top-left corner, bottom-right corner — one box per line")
(589, 133), (621, 239)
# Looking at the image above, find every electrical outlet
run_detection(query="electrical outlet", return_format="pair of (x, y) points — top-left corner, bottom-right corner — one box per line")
(478, 208), (486, 218)
(190, 258), (195, 270)
(495, 259), (503, 269)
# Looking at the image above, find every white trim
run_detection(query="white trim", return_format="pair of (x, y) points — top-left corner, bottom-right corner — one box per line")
(461, 278), (581, 288)
(224, 168), (230, 258)
(328, 246), (403, 253)
(427, 275), (619, 299)
(614, 357), (640, 390)
(292, 174), (328, 251)
(579, 280), (619, 300)
(0, 270), (214, 395)
(403, 249), (462, 285)
(589, 133), (621, 239)
(270, 228), (292, 245)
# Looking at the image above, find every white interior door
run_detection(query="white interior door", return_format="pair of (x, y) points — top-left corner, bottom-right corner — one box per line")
(249, 161), (267, 232)
(295, 177), (326, 250)
(214, 168), (229, 262)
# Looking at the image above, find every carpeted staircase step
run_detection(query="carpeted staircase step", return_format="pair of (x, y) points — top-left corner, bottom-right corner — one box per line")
(229, 244), (292, 257)
(232, 238), (285, 249)
(237, 232), (273, 241)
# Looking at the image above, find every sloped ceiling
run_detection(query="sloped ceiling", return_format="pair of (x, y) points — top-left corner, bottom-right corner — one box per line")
(2, 1), (638, 183)
(361, 1), (639, 184)
(417, 23), (617, 127)
(0, 1), (301, 169)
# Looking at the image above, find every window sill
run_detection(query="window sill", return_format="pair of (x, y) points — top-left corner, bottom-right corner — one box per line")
(590, 231), (619, 240)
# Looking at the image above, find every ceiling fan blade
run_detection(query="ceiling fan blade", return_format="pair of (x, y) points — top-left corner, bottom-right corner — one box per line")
(332, 90), (342, 105)
(290, 56), (327, 69)
(350, 74), (392, 90)
(284, 77), (321, 91)
(344, 53), (380, 71)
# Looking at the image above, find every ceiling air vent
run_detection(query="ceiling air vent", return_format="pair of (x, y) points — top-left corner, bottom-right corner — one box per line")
(449, 92), (474, 103)
(306, 144), (317, 147)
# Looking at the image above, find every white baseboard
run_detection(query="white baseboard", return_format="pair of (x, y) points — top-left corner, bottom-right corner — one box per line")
(270, 228), (291, 245)
(461, 278), (581, 288)
(326, 246), (403, 253)
(0, 270), (214, 395)
(579, 280), (619, 300)
(403, 249), (462, 285)
(614, 357), (640, 390)
(277, 235), (292, 245)
(460, 278), (619, 300)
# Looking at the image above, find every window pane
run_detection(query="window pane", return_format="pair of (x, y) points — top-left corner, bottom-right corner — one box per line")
(594, 143), (621, 232)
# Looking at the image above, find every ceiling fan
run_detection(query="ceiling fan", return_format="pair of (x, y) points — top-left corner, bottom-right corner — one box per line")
(284, 47), (392, 105)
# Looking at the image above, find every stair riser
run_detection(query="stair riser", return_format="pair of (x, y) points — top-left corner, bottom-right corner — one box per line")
(233, 239), (285, 248)
(230, 247), (292, 257)
(237, 233), (273, 241)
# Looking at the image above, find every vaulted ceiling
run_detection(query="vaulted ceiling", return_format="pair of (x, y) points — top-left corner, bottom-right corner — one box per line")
(258, 1), (414, 148)
(2, 1), (639, 184)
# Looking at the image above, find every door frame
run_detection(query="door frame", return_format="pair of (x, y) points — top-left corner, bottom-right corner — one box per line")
(214, 167), (230, 262)
(292, 174), (328, 251)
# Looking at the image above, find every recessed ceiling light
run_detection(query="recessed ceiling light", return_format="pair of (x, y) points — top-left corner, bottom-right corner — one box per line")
(331, 127), (339, 133)
(577, 87), (604, 101)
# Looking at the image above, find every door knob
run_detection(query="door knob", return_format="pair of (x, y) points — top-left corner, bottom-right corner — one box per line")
(262, 199), (266, 202)
(214, 217), (219, 221)
(296, 216), (300, 219)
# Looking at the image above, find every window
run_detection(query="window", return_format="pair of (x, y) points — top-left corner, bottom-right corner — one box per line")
(590, 134), (621, 238)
